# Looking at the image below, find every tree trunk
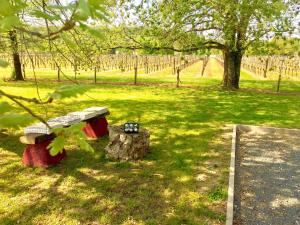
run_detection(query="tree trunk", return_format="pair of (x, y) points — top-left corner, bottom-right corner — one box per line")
(263, 57), (269, 78)
(222, 50), (229, 86)
(222, 50), (242, 89)
(8, 30), (24, 81)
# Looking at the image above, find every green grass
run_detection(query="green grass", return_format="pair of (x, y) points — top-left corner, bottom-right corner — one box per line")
(1, 60), (300, 225)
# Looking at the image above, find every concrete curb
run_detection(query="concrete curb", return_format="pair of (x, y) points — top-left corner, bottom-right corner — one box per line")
(237, 124), (300, 135)
(226, 124), (237, 225)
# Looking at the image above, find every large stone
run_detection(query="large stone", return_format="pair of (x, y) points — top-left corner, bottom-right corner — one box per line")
(105, 125), (150, 161)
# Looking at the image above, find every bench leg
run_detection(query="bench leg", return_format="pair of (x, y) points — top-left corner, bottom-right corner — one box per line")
(22, 138), (66, 168)
(83, 117), (109, 139)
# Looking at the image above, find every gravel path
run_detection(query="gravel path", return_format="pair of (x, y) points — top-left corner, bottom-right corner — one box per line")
(234, 128), (300, 225)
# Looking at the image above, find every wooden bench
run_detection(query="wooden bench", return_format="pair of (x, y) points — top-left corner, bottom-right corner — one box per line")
(20, 107), (109, 167)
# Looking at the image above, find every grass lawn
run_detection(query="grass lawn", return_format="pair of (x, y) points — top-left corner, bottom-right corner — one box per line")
(1, 60), (300, 225)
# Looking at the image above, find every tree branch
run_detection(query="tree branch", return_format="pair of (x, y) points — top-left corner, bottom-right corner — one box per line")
(0, 89), (51, 128)
(186, 27), (221, 32)
(16, 20), (76, 40)
(0, 91), (53, 104)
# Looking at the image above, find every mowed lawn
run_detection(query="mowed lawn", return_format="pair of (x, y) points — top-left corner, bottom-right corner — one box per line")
(1, 60), (300, 225)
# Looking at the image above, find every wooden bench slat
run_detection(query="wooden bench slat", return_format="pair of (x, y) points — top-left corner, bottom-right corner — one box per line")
(48, 115), (81, 127)
(84, 107), (108, 115)
(23, 106), (109, 136)
(68, 111), (99, 121)
(24, 122), (63, 135)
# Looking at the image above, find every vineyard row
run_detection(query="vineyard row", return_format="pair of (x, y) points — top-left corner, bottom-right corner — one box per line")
(0, 53), (201, 78)
(241, 56), (300, 78)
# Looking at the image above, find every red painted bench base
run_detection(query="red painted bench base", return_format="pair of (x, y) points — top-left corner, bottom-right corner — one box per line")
(22, 115), (108, 167)
(22, 138), (66, 168)
(83, 117), (109, 138)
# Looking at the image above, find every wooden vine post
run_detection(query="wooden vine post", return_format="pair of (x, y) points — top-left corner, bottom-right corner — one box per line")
(145, 56), (149, 74)
(176, 67), (181, 88)
(57, 65), (60, 81)
(22, 63), (26, 79)
(74, 59), (77, 80)
(94, 66), (97, 84)
(263, 57), (269, 78)
(201, 56), (209, 77)
(173, 58), (176, 75)
(277, 60), (284, 93)
(134, 55), (138, 85)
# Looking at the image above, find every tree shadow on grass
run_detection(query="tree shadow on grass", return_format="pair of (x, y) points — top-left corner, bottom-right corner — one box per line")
(1, 85), (300, 224)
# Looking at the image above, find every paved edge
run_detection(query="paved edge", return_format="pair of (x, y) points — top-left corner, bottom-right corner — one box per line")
(237, 124), (300, 134)
(226, 124), (300, 225)
(226, 124), (237, 225)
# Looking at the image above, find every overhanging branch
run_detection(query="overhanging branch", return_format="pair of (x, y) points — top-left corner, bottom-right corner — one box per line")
(0, 89), (51, 128)
(16, 19), (76, 40)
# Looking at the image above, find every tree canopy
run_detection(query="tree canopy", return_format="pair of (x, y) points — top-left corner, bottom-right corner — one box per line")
(119, 0), (300, 88)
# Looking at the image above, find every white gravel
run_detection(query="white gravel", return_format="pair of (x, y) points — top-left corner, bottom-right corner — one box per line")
(234, 128), (300, 225)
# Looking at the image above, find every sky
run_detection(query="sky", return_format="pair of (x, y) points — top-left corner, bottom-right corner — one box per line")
(55, 0), (300, 37)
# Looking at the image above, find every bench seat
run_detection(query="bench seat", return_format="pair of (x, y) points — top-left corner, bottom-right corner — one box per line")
(84, 107), (108, 115)
(68, 111), (99, 121)
(48, 115), (81, 127)
(21, 106), (109, 167)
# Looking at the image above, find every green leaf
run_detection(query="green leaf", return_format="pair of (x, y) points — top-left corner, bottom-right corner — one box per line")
(52, 127), (64, 135)
(61, 33), (78, 49)
(0, 15), (20, 31)
(0, 113), (33, 129)
(48, 136), (65, 156)
(64, 123), (94, 153)
(48, 4), (76, 11)
(0, 1), (14, 17)
(93, 10), (109, 22)
(30, 10), (60, 21)
(51, 123), (94, 156)
(0, 101), (15, 114)
(48, 85), (89, 100)
(79, 22), (104, 38)
(0, 59), (9, 68)
(88, 0), (105, 8)
(76, 0), (91, 20)
(77, 136), (94, 153)
(65, 123), (85, 133)
(79, 0), (91, 13)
